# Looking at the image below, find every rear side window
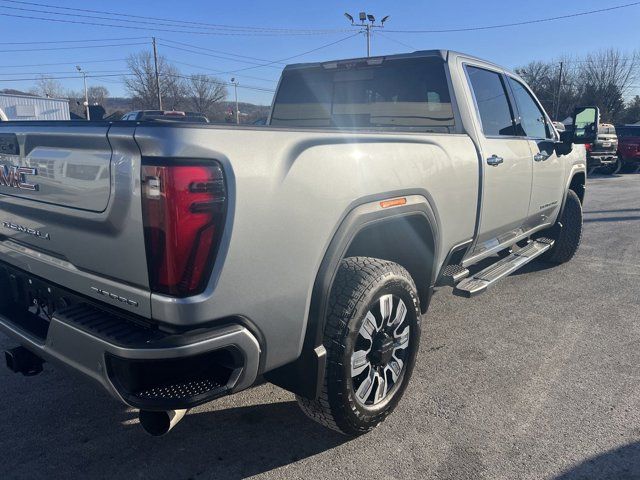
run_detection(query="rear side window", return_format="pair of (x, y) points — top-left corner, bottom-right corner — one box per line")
(508, 77), (551, 139)
(271, 57), (455, 132)
(466, 66), (515, 136)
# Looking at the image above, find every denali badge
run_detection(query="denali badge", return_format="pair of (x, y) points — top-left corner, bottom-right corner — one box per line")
(0, 165), (39, 191)
(90, 286), (139, 307)
(2, 221), (50, 240)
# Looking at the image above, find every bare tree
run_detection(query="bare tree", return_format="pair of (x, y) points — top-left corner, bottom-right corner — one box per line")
(187, 74), (227, 116)
(124, 51), (186, 110)
(88, 86), (109, 105)
(31, 75), (65, 99)
(578, 49), (639, 122)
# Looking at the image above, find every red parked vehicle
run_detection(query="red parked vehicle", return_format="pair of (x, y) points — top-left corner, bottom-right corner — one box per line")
(617, 125), (640, 173)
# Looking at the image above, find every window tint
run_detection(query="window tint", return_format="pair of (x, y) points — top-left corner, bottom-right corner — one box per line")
(466, 66), (515, 136)
(271, 57), (455, 132)
(508, 78), (551, 139)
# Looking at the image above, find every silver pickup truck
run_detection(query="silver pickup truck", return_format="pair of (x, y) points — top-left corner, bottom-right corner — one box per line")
(0, 50), (597, 436)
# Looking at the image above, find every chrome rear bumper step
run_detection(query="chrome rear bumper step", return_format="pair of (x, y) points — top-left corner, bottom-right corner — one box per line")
(454, 238), (554, 298)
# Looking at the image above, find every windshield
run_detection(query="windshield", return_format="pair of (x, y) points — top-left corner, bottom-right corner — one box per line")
(270, 57), (455, 132)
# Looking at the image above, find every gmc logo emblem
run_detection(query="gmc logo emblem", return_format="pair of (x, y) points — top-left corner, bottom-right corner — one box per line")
(0, 165), (39, 191)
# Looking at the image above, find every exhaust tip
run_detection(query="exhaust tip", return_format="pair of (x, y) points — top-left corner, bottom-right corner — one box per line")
(4, 346), (43, 376)
(139, 409), (187, 436)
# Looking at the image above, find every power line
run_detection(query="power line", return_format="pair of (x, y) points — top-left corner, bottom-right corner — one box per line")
(0, 0), (346, 34)
(158, 38), (286, 66)
(384, 2), (640, 33)
(0, 41), (148, 52)
(213, 32), (363, 76)
(4, 58), (127, 68)
(157, 43), (282, 70)
(169, 59), (278, 84)
(374, 31), (416, 50)
(0, 5), (346, 36)
(0, 69), (129, 76)
(0, 36), (148, 45)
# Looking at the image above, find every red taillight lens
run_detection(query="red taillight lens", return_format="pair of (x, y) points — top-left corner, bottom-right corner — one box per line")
(585, 143), (592, 152)
(141, 163), (226, 296)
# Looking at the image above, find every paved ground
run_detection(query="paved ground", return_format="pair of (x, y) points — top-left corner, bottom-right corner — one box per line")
(1, 173), (639, 480)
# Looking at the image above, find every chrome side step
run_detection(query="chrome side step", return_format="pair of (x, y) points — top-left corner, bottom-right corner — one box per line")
(454, 238), (554, 298)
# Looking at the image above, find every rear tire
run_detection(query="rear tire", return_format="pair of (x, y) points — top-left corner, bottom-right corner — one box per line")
(540, 190), (583, 264)
(296, 257), (422, 435)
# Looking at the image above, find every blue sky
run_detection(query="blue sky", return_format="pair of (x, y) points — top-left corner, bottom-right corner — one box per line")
(1, 0), (639, 105)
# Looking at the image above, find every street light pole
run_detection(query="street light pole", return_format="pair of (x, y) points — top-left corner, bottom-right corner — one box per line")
(344, 12), (390, 57)
(76, 65), (90, 121)
(231, 78), (239, 124)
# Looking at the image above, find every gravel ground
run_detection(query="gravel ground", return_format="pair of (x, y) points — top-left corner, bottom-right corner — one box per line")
(0, 173), (638, 480)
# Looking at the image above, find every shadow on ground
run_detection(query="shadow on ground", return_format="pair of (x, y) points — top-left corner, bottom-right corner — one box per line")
(555, 442), (640, 480)
(0, 366), (347, 479)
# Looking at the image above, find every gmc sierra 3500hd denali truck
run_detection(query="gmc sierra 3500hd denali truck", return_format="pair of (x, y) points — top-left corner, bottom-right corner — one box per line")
(0, 50), (597, 436)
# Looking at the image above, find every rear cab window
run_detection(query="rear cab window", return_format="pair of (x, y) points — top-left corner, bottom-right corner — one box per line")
(270, 56), (455, 133)
(465, 66), (516, 137)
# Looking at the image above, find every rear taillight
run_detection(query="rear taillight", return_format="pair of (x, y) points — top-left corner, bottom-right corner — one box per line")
(141, 163), (226, 296)
(585, 143), (592, 152)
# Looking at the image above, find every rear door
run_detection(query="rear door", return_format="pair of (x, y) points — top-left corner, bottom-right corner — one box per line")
(465, 65), (532, 253)
(506, 76), (564, 228)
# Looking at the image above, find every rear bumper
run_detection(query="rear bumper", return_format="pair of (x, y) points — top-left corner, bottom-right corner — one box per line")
(587, 154), (617, 168)
(0, 298), (260, 411)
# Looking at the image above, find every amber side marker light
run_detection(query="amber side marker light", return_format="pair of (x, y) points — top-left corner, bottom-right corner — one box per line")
(380, 197), (407, 208)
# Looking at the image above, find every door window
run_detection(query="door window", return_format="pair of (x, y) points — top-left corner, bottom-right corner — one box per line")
(508, 78), (552, 139)
(466, 66), (516, 137)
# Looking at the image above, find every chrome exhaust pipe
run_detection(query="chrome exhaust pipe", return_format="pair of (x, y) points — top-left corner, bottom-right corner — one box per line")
(139, 409), (188, 436)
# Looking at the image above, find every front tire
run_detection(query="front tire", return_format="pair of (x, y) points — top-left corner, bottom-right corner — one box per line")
(296, 257), (422, 435)
(540, 189), (583, 264)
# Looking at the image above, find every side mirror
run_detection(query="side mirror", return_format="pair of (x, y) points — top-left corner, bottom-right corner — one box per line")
(571, 106), (600, 144)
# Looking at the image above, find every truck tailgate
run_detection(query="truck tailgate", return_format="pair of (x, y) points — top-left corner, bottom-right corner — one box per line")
(0, 123), (150, 315)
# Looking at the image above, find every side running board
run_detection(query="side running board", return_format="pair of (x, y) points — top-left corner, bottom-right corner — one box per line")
(454, 238), (554, 298)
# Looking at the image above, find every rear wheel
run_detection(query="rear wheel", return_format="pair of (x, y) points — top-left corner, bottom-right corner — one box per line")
(296, 257), (422, 435)
(540, 190), (583, 264)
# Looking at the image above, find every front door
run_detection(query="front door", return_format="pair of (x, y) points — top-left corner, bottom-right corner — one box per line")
(465, 65), (533, 254)
(506, 76), (564, 229)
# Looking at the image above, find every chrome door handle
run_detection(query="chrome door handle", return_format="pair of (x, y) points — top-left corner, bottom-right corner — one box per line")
(487, 155), (504, 166)
(534, 151), (550, 162)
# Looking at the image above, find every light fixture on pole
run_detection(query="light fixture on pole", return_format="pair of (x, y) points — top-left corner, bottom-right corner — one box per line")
(344, 12), (390, 57)
(75, 65), (90, 121)
(230, 78), (239, 125)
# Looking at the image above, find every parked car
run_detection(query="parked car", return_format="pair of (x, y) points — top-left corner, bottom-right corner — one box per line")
(0, 50), (596, 436)
(616, 125), (640, 173)
(586, 123), (619, 174)
(121, 110), (209, 123)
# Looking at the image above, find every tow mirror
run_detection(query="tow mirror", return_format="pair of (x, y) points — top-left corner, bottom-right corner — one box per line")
(571, 106), (599, 144)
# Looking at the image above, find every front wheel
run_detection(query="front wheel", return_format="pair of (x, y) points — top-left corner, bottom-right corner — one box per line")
(540, 189), (583, 264)
(296, 257), (422, 435)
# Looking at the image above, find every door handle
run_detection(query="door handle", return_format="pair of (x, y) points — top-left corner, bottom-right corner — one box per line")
(534, 151), (550, 162)
(486, 155), (504, 166)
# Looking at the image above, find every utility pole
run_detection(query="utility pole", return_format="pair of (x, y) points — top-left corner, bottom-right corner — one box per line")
(75, 65), (90, 121)
(554, 61), (564, 121)
(152, 37), (163, 110)
(231, 78), (239, 124)
(344, 12), (390, 57)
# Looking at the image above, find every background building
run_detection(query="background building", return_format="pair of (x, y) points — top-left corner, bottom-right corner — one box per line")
(0, 93), (70, 121)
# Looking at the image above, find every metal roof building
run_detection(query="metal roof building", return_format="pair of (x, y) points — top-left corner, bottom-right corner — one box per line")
(0, 93), (70, 121)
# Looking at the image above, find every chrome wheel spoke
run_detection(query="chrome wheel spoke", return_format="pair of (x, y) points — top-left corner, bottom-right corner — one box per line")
(351, 349), (371, 377)
(373, 370), (388, 403)
(379, 294), (393, 325)
(394, 325), (410, 351)
(389, 298), (407, 329)
(360, 311), (379, 341)
(355, 368), (376, 403)
(386, 356), (404, 383)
